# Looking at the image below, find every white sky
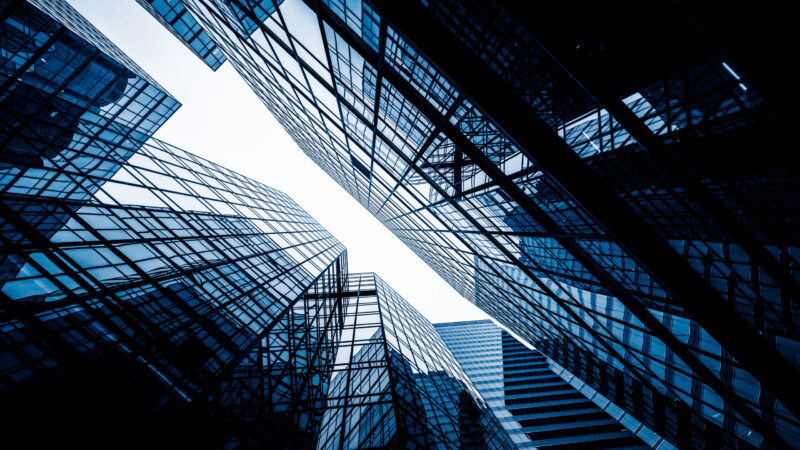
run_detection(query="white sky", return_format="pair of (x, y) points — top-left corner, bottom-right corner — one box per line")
(66, 0), (489, 324)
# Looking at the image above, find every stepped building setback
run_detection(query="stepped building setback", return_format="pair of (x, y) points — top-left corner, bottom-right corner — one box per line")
(1, 1), (514, 447)
(139, 0), (800, 448)
(435, 320), (661, 449)
(1, 0), (796, 447)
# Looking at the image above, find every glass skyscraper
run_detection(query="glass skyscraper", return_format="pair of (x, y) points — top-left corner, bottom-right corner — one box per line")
(0, 0), (345, 445)
(205, 253), (348, 447)
(141, 0), (800, 448)
(135, 0), (227, 70)
(2, 2), (519, 447)
(0, 129), (347, 444)
(435, 319), (668, 449)
(317, 272), (514, 449)
(1, 0), (179, 176)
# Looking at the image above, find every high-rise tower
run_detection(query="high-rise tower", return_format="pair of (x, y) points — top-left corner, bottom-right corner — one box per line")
(139, 0), (800, 447)
(435, 320), (664, 449)
(1, 1), (347, 444)
(318, 273), (514, 449)
(2, 3), (517, 447)
(0, 132), (347, 444)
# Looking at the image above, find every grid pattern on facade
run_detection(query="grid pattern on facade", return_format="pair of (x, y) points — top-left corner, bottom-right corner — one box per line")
(135, 0), (226, 70)
(159, 0), (800, 447)
(0, 133), (345, 392)
(317, 272), (515, 449)
(26, 0), (172, 90)
(1, 0), (180, 179)
(1, 114), (344, 444)
(436, 320), (661, 450)
(209, 253), (347, 447)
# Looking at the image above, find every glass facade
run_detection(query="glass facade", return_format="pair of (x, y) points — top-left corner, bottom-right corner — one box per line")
(209, 254), (348, 447)
(2, 4), (520, 447)
(136, 0), (288, 70)
(317, 272), (515, 449)
(1, 0), (179, 176)
(152, 0), (800, 448)
(0, 131), (347, 444)
(435, 320), (668, 449)
(2, 0), (180, 330)
(1, 4), (348, 443)
(136, 0), (227, 70)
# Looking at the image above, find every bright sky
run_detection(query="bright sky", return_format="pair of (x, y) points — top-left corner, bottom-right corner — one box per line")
(66, 0), (489, 324)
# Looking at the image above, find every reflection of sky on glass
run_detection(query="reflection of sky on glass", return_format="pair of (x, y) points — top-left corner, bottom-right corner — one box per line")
(66, 0), (488, 324)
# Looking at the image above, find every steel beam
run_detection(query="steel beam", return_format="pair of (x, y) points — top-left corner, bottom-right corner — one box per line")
(366, 0), (800, 445)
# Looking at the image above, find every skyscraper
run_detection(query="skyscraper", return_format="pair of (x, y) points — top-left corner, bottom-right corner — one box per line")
(135, 0), (227, 70)
(205, 252), (348, 447)
(1, 0), (179, 168)
(142, 0), (800, 447)
(1, 1), (348, 444)
(1, 0), (180, 285)
(435, 320), (665, 449)
(2, 3), (520, 447)
(0, 132), (347, 444)
(317, 272), (514, 449)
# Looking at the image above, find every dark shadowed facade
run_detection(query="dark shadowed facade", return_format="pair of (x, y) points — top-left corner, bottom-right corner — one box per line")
(141, 0), (800, 448)
(317, 273), (515, 449)
(435, 320), (663, 449)
(1, 1), (344, 445)
(1, 2), (520, 447)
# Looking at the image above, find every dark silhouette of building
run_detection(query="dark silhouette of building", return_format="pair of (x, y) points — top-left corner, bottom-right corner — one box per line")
(142, 0), (800, 447)
(2, 3), (520, 447)
(316, 273), (514, 449)
(436, 320), (660, 449)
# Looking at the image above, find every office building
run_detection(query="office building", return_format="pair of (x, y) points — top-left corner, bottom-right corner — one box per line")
(145, 0), (800, 447)
(2, 3), (519, 447)
(0, 132), (347, 444)
(317, 272), (514, 449)
(135, 0), (226, 70)
(1, 0), (180, 282)
(207, 253), (347, 447)
(435, 320), (667, 449)
(1, 2), (347, 445)
(1, 0), (179, 169)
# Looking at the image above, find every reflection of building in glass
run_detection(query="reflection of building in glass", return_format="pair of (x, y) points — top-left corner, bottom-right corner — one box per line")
(1, 0), (179, 174)
(1, 0), (181, 288)
(1, 8), (346, 436)
(0, 132), (347, 446)
(317, 272), (514, 449)
(147, 0), (800, 447)
(436, 320), (667, 449)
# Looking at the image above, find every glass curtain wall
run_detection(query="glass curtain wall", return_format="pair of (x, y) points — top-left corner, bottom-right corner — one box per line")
(152, 0), (800, 447)
(317, 272), (515, 449)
